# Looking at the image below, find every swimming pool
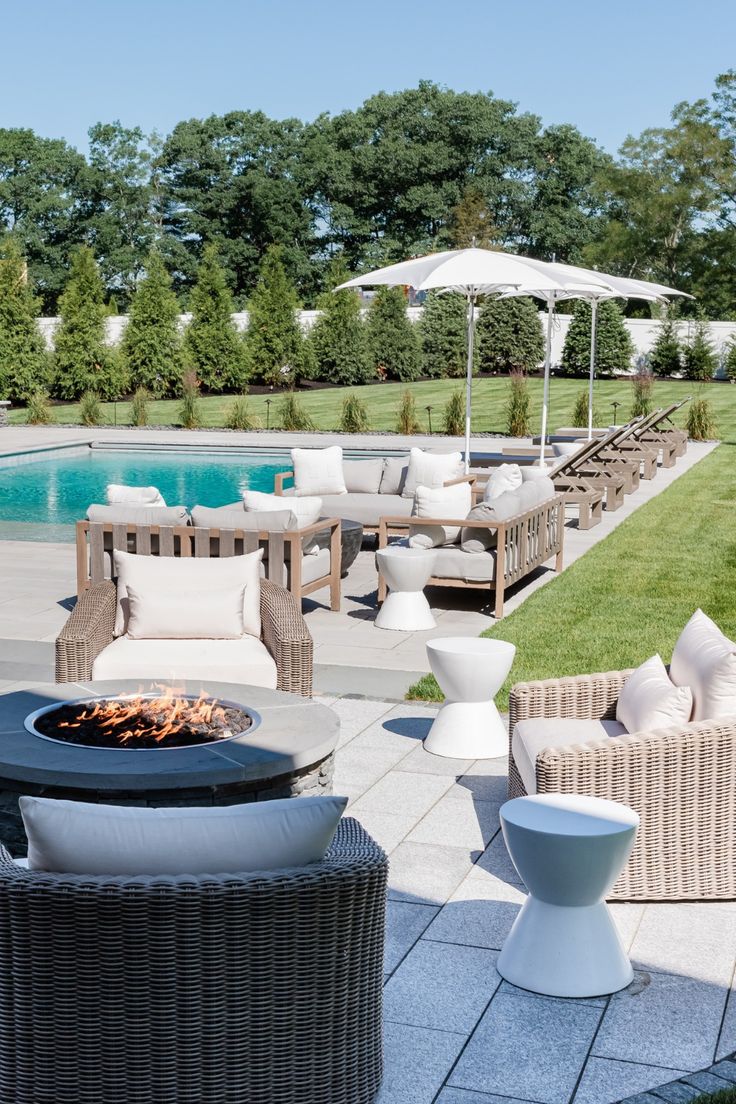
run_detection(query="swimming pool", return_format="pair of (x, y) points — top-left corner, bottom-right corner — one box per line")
(0, 446), (297, 542)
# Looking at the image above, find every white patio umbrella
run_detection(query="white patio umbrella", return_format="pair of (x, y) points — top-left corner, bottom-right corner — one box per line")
(336, 248), (587, 470)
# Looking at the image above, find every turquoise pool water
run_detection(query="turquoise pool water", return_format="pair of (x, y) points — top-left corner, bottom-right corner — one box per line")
(0, 448), (292, 542)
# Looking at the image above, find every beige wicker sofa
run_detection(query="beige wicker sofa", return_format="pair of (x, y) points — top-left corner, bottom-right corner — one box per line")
(508, 670), (736, 901)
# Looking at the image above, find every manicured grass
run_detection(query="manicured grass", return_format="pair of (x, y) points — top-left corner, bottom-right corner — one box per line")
(408, 444), (736, 709)
(9, 377), (734, 443)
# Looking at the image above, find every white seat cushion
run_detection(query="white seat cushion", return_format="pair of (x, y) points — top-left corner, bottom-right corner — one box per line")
(92, 635), (278, 688)
(670, 608), (736, 721)
(512, 717), (628, 795)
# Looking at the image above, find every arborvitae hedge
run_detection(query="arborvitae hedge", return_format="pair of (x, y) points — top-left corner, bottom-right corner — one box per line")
(418, 291), (469, 378)
(476, 296), (544, 373)
(122, 250), (183, 396)
(185, 244), (248, 392)
(0, 238), (49, 401)
(53, 246), (123, 399)
(366, 287), (420, 382)
(246, 245), (307, 388)
(309, 258), (370, 385)
(560, 299), (634, 377)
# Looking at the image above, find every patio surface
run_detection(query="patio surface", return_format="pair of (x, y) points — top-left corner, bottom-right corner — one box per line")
(323, 693), (736, 1104)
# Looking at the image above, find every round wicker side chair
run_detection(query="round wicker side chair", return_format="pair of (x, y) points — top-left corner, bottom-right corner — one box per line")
(0, 818), (387, 1104)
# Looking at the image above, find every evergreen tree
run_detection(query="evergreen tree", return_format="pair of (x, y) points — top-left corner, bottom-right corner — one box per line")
(724, 337), (736, 382)
(246, 245), (306, 388)
(560, 299), (634, 377)
(0, 238), (49, 401)
(308, 257), (370, 385)
(648, 312), (682, 377)
(418, 291), (469, 378)
(184, 243), (248, 393)
(446, 186), (498, 249)
(683, 318), (718, 381)
(366, 287), (420, 382)
(121, 250), (183, 396)
(53, 246), (121, 399)
(476, 296), (544, 374)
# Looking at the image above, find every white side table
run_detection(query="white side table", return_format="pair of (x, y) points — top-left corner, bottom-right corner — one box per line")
(375, 546), (436, 631)
(497, 794), (639, 998)
(423, 637), (516, 758)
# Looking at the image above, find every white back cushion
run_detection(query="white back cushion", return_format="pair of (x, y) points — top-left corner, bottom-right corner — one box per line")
(402, 449), (463, 499)
(408, 481), (473, 548)
(483, 464), (522, 502)
(520, 463), (555, 481)
(343, 458), (384, 494)
(126, 583), (245, 640)
(113, 548), (263, 638)
(243, 490), (322, 527)
(21, 795), (348, 875)
(106, 484), (166, 507)
(670, 609), (736, 721)
(616, 654), (693, 732)
(291, 446), (346, 496)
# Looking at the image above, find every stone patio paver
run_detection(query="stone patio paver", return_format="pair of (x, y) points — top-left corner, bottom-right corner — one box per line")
(384, 940), (502, 1033)
(377, 1020), (467, 1104)
(573, 1059), (688, 1104)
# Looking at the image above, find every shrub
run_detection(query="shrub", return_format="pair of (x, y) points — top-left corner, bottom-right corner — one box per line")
(278, 392), (315, 431)
(339, 393), (370, 433)
(725, 337), (736, 382)
(506, 370), (531, 437)
(225, 395), (258, 431)
(476, 296), (544, 373)
(395, 389), (420, 435)
(560, 299), (634, 377)
(683, 318), (718, 381)
(122, 250), (183, 397)
(185, 244), (248, 392)
(648, 311), (682, 377)
(246, 245), (307, 388)
(179, 370), (203, 429)
(0, 238), (49, 402)
(686, 395), (718, 440)
(131, 386), (149, 426)
(418, 291), (469, 378)
(366, 287), (421, 382)
(79, 391), (104, 426)
(571, 390), (598, 429)
(443, 389), (465, 436)
(309, 258), (371, 385)
(53, 247), (120, 399)
(25, 390), (53, 425)
(630, 371), (654, 418)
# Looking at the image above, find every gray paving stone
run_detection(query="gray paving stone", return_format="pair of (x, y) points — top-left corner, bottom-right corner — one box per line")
(384, 940), (501, 1034)
(593, 969), (727, 1070)
(350, 770), (455, 817)
(425, 863), (525, 950)
(450, 986), (602, 1103)
(716, 988), (736, 1060)
(384, 900), (440, 975)
(683, 1070), (736, 1093)
(608, 903), (646, 953)
(388, 841), (476, 906)
(397, 742), (474, 776)
(315, 695), (392, 746)
(451, 772), (509, 802)
(376, 1020), (466, 1104)
(649, 1081), (702, 1103)
(407, 794), (500, 853)
(630, 904), (736, 987)
(436, 1091), (535, 1104)
(573, 1058), (687, 1104)
(476, 830), (525, 886)
(709, 1059), (736, 1083)
(332, 742), (410, 792)
(349, 806), (420, 854)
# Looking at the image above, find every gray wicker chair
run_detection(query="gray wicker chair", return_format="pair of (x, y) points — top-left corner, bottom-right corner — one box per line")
(0, 817), (387, 1104)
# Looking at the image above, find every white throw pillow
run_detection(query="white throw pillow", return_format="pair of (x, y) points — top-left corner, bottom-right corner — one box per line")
(483, 464), (522, 503)
(113, 548), (263, 639)
(243, 490), (322, 528)
(20, 795), (348, 875)
(291, 446), (347, 497)
(106, 484), (166, 507)
(126, 583), (245, 640)
(408, 481), (473, 549)
(402, 448), (463, 499)
(670, 609), (736, 721)
(520, 463), (556, 481)
(616, 654), (693, 733)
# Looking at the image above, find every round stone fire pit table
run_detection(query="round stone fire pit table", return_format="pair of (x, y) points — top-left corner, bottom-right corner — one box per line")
(0, 679), (339, 855)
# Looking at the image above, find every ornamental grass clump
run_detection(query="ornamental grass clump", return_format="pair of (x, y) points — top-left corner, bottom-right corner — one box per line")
(25, 389), (53, 425)
(179, 370), (203, 429)
(339, 393), (370, 433)
(630, 371), (654, 418)
(506, 370), (531, 437)
(686, 395), (718, 441)
(571, 390), (598, 429)
(395, 389), (420, 435)
(225, 395), (258, 431)
(442, 389), (465, 436)
(278, 392), (315, 431)
(79, 391), (104, 426)
(131, 386), (150, 427)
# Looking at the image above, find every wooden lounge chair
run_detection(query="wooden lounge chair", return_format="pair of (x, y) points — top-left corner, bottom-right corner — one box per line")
(628, 399), (690, 465)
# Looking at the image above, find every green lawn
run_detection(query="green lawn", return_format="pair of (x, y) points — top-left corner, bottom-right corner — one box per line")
(408, 443), (736, 709)
(8, 377), (734, 443)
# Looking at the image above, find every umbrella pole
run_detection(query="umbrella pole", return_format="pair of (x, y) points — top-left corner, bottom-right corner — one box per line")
(464, 291), (475, 473)
(588, 299), (598, 441)
(539, 300), (554, 465)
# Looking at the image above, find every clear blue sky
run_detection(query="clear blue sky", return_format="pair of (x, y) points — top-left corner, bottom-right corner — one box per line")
(2, 0), (734, 154)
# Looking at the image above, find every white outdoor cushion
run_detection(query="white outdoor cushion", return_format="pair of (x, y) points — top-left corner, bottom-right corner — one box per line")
(520, 463), (556, 481)
(191, 505), (297, 531)
(408, 481), (473, 549)
(126, 583), (245, 640)
(113, 548), (263, 639)
(243, 490), (322, 528)
(483, 464), (522, 502)
(670, 609), (736, 721)
(513, 717), (628, 795)
(379, 457), (409, 496)
(616, 654), (693, 732)
(106, 484), (166, 507)
(291, 446), (346, 497)
(20, 794), (347, 876)
(92, 633), (277, 687)
(552, 441), (584, 457)
(343, 458), (384, 494)
(87, 504), (190, 526)
(402, 448), (463, 499)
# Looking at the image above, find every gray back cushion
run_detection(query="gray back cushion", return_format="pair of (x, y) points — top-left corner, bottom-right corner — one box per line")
(87, 504), (190, 526)
(379, 457), (408, 495)
(343, 458), (385, 494)
(191, 506), (296, 531)
(517, 477), (556, 508)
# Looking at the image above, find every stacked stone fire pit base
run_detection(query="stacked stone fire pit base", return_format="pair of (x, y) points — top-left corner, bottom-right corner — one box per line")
(0, 680), (338, 855)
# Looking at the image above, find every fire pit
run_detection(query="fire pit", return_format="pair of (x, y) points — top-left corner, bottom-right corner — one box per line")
(0, 679), (339, 855)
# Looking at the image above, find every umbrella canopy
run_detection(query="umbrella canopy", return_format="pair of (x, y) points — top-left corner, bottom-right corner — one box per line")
(336, 249), (604, 469)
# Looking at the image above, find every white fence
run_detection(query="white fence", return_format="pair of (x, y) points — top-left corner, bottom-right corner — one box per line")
(36, 309), (736, 377)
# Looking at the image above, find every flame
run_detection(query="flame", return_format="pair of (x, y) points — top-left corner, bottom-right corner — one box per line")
(56, 688), (230, 745)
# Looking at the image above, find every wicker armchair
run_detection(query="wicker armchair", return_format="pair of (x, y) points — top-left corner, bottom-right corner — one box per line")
(508, 670), (736, 901)
(0, 818), (387, 1104)
(56, 576), (314, 697)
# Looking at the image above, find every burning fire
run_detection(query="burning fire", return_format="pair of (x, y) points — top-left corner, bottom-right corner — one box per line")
(57, 687), (229, 745)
